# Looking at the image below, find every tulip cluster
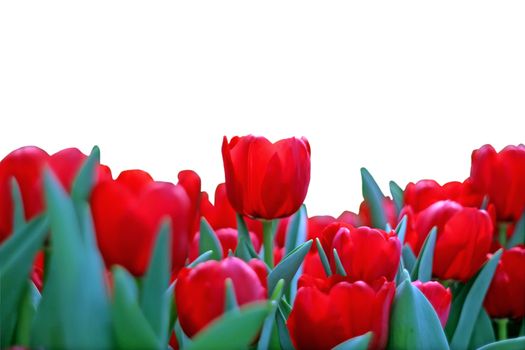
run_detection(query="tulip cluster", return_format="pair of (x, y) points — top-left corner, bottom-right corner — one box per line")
(1, 138), (524, 350)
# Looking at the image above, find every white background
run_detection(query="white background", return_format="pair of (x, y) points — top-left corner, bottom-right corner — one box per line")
(1, 1), (524, 216)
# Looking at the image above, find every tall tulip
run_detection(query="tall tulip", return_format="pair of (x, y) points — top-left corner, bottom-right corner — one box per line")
(91, 170), (192, 276)
(288, 275), (395, 350)
(175, 257), (267, 337)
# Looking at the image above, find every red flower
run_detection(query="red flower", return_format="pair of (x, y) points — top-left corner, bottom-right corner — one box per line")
(407, 200), (493, 281)
(222, 135), (311, 219)
(413, 281), (452, 328)
(470, 144), (525, 221)
(177, 170), (202, 239)
(307, 215), (336, 241)
(188, 227), (261, 261)
(0, 146), (111, 242)
(313, 223), (401, 283)
(175, 257), (267, 337)
(91, 170), (192, 276)
(288, 275), (395, 350)
(484, 246), (525, 319)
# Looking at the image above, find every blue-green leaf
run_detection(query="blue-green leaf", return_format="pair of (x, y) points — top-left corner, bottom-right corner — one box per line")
(112, 267), (159, 349)
(186, 302), (270, 350)
(468, 309), (495, 349)
(10, 177), (25, 231)
(276, 308), (295, 350)
(507, 211), (525, 248)
(333, 248), (347, 276)
(402, 245), (417, 272)
(14, 281), (41, 347)
(257, 282), (283, 350)
(140, 219), (172, 345)
(449, 249), (502, 350)
(188, 250), (214, 268)
(410, 227), (437, 282)
(476, 337), (525, 350)
(387, 279), (449, 350)
(315, 238), (332, 277)
(389, 180), (404, 215)
(395, 215), (408, 245)
(361, 167), (386, 229)
(224, 278), (239, 312)
(235, 214), (259, 261)
(199, 217), (222, 260)
(333, 332), (372, 350)
(284, 205), (307, 256)
(268, 240), (312, 295)
(71, 145), (101, 202)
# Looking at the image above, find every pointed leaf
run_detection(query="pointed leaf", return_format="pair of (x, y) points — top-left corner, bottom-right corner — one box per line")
(402, 245), (417, 272)
(199, 217), (222, 260)
(71, 145), (100, 202)
(268, 240), (312, 294)
(140, 219), (172, 344)
(284, 205), (307, 256)
(235, 214), (259, 261)
(389, 180), (404, 215)
(188, 250), (214, 268)
(257, 298), (281, 350)
(449, 249), (502, 350)
(276, 309), (295, 350)
(469, 309), (495, 349)
(476, 337), (525, 350)
(10, 177), (25, 231)
(395, 215), (408, 245)
(225, 278), (239, 312)
(388, 279), (449, 350)
(333, 332), (372, 350)
(0, 215), (47, 348)
(361, 167), (386, 229)
(14, 281), (41, 347)
(315, 238), (332, 277)
(333, 248), (347, 276)
(507, 211), (525, 248)
(410, 227), (437, 282)
(186, 302), (270, 350)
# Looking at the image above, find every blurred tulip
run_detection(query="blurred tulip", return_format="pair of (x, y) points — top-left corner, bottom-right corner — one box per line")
(222, 135), (311, 219)
(413, 280), (452, 328)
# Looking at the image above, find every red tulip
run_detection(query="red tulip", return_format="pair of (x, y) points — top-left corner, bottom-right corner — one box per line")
(288, 275), (395, 350)
(412, 281), (452, 328)
(177, 170), (202, 239)
(222, 135), (311, 219)
(91, 170), (191, 276)
(307, 215), (336, 241)
(314, 222), (401, 283)
(188, 227), (261, 261)
(484, 246), (525, 319)
(0, 146), (111, 242)
(175, 257), (267, 337)
(470, 144), (525, 221)
(407, 200), (493, 281)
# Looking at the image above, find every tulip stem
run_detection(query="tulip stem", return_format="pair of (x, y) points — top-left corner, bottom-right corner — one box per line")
(497, 318), (508, 340)
(263, 220), (275, 269)
(498, 223), (508, 247)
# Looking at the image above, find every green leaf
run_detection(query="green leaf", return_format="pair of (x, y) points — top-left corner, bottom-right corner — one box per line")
(507, 211), (525, 248)
(10, 177), (25, 231)
(140, 219), (172, 345)
(199, 217), (222, 260)
(333, 248), (347, 276)
(188, 250), (214, 268)
(112, 267), (160, 349)
(279, 297), (292, 319)
(395, 253), (406, 286)
(395, 215), (408, 245)
(224, 278), (239, 312)
(469, 309), (496, 349)
(276, 308), (295, 350)
(268, 240), (312, 295)
(402, 245), (417, 272)
(476, 337), (525, 350)
(31, 171), (111, 349)
(0, 215), (48, 348)
(387, 279), (449, 350)
(71, 145), (101, 202)
(333, 332), (372, 350)
(389, 180), (404, 215)
(284, 205), (307, 256)
(448, 249), (502, 350)
(175, 319), (192, 349)
(410, 227), (437, 282)
(315, 238), (332, 277)
(257, 295), (282, 350)
(235, 214), (259, 261)
(361, 167), (386, 229)
(186, 302), (270, 350)
(14, 281), (41, 347)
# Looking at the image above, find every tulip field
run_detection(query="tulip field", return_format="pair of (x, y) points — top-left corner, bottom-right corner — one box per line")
(1, 137), (524, 350)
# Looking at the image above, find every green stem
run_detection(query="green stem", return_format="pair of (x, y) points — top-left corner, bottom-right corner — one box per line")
(263, 220), (275, 269)
(497, 318), (508, 341)
(498, 223), (508, 247)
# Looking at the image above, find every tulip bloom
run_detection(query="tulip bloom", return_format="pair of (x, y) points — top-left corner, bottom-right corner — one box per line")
(221, 135), (311, 219)
(484, 246), (525, 319)
(288, 275), (395, 350)
(413, 281), (452, 328)
(91, 170), (192, 276)
(177, 170), (202, 238)
(313, 222), (401, 283)
(0, 146), (111, 242)
(407, 200), (493, 281)
(470, 144), (525, 221)
(188, 227), (261, 261)
(175, 257), (267, 337)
